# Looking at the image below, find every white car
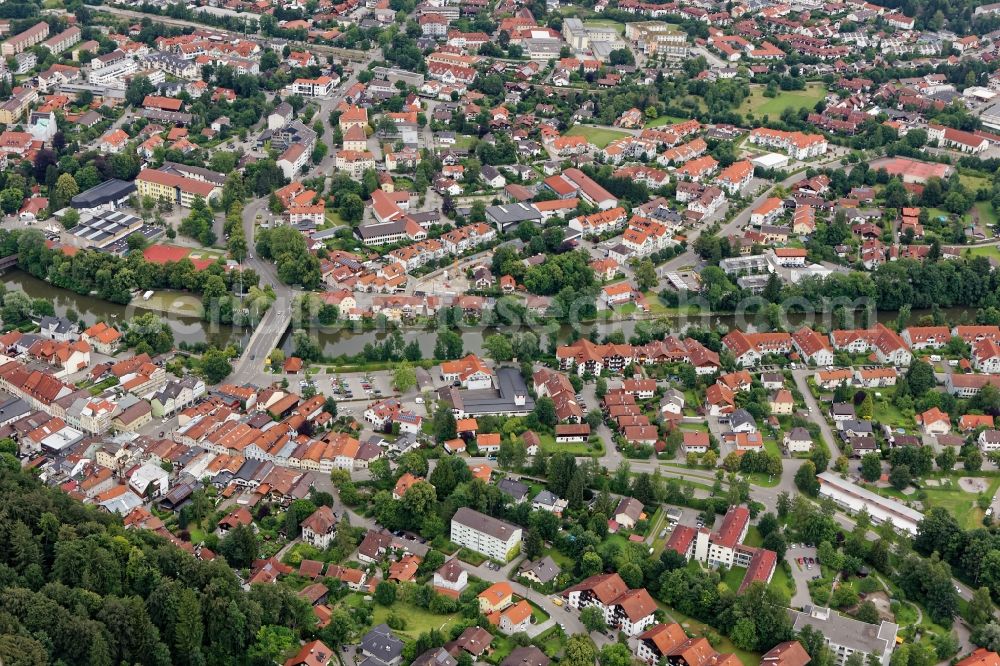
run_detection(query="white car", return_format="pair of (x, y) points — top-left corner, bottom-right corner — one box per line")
(415, 397), (424, 404)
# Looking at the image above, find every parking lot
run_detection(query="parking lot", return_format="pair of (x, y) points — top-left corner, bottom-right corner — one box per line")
(786, 543), (819, 608)
(293, 370), (396, 408)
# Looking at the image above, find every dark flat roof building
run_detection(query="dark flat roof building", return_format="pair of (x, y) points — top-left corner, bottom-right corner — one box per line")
(70, 179), (136, 213)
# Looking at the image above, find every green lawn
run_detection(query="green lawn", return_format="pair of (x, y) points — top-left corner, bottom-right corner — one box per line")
(324, 210), (347, 227)
(873, 391), (911, 431)
(966, 244), (1000, 261)
(959, 173), (991, 192)
(453, 134), (476, 150)
(743, 527), (763, 548)
(740, 83), (828, 118)
(583, 19), (626, 34)
(644, 115), (688, 128)
(539, 433), (603, 456)
(972, 201), (998, 229)
(565, 125), (630, 149)
(544, 546), (575, 569)
(370, 601), (462, 639)
(921, 475), (1000, 530)
(722, 566), (748, 592)
(770, 563), (795, 598)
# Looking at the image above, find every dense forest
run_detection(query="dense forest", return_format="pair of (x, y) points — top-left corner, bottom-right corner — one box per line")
(0, 463), (320, 666)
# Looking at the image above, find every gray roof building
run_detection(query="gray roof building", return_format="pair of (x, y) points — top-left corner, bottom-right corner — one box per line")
(486, 203), (542, 232)
(70, 179), (136, 211)
(498, 478), (530, 502)
(451, 507), (520, 542)
(788, 605), (898, 666)
(502, 646), (551, 666)
(360, 624), (404, 666)
(518, 555), (560, 583)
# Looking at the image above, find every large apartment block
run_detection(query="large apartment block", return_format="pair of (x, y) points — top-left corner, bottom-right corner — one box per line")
(1, 21), (49, 57)
(450, 507), (522, 562)
(135, 168), (220, 209)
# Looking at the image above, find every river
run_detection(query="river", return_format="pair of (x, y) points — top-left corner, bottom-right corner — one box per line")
(278, 305), (980, 360)
(1, 270), (247, 349)
(1, 270), (980, 360)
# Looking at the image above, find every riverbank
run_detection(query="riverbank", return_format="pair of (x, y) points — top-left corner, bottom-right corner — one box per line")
(1, 269), (246, 349)
(133, 292), (205, 318)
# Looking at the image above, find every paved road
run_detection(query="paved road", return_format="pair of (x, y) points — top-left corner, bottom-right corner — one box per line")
(228, 50), (378, 382)
(657, 156), (850, 275)
(791, 368), (845, 460)
(472, 557), (613, 645)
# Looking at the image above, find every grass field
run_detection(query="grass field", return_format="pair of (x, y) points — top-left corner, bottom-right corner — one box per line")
(959, 173), (991, 192)
(921, 475), (1000, 530)
(325, 210), (347, 227)
(740, 83), (827, 118)
(722, 566), (747, 592)
(972, 201), (999, 229)
(369, 601), (462, 639)
(583, 19), (626, 34)
(645, 115), (688, 128)
(565, 125), (630, 149)
(967, 244), (1000, 261)
(538, 433), (603, 456)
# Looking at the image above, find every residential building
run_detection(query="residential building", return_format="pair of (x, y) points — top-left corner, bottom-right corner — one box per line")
(450, 507), (522, 561)
(789, 605), (897, 666)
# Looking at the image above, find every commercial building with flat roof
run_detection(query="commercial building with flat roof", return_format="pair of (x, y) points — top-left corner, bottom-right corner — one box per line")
(70, 179), (136, 215)
(817, 471), (922, 535)
(66, 210), (144, 251)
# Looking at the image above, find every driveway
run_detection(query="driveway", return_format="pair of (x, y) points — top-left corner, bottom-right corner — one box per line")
(786, 544), (818, 609)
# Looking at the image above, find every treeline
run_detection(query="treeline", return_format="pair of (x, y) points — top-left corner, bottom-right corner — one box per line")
(4, 229), (264, 324)
(0, 462), (330, 666)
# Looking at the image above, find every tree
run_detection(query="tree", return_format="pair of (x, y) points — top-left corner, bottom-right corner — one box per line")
(219, 524), (258, 568)
(564, 635), (598, 666)
(855, 600), (880, 624)
(393, 364), (416, 392)
(338, 193), (364, 223)
(968, 587), (994, 626)
(0, 188), (22, 214)
(905, 360), (936, 397)
(432, 405), (456, 441)
(598, 643), (633, 666)
(375, 581), (397, 606)
(860, 453), (882, 482)
(857, 393), (874, 420)
(523, 528), (544, 561)
(484, 334), (514, 362)
(936, 447), (956, 472)
(966, 448), (984, 472)
(247, 626), (295, 666)
(434, 330), (463, 360)
(635, 259), (657, 291)
(889, 464), (911, 490)
(53, 173), (79, 210)
(2, 291), (33, 326)
(794, 461), (819, 495)
(200, 348), (233, 384)
(580, 551), (603, 577)
(532, 397), (557, 428)
(125, 75), (155, 107)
